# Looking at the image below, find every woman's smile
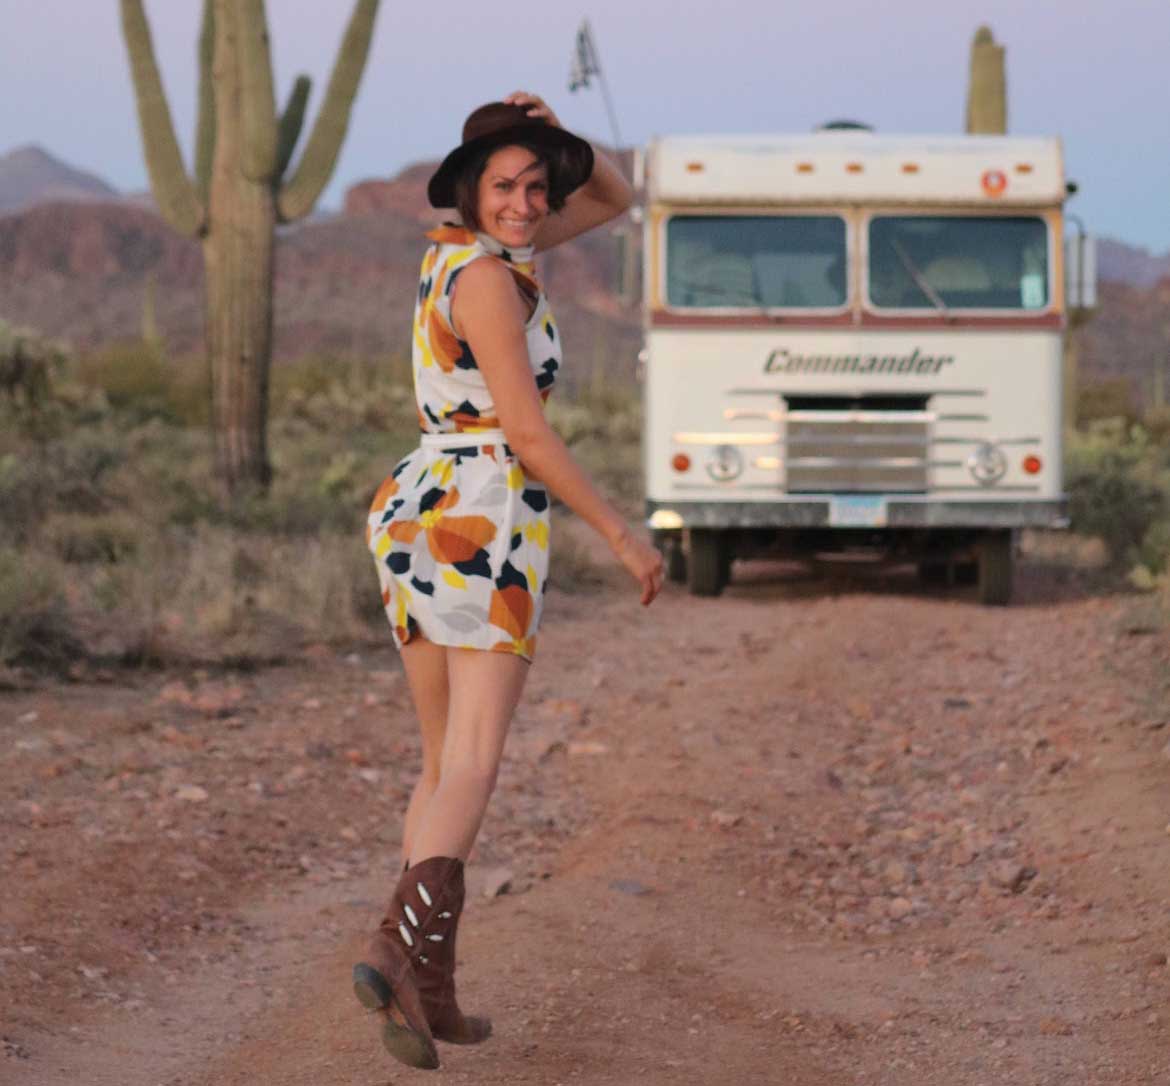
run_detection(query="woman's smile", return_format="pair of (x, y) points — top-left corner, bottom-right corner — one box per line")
(477, 145), (549, 248)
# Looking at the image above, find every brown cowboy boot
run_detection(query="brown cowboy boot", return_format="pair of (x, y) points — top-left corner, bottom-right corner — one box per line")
(404, 856), (492, 1045)
(352, 864), (441, 1070)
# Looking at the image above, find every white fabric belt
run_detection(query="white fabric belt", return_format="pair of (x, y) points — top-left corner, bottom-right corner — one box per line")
(418, 429), (508, 449)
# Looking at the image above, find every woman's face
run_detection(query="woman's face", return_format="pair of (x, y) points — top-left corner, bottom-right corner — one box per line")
(475, 145), (550, 249)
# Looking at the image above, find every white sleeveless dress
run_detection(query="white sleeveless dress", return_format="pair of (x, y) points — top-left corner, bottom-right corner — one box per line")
(365, 225), (562, 662)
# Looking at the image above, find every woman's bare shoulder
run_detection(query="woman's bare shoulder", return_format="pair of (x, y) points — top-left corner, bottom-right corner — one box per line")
(450, 256), (527, 337)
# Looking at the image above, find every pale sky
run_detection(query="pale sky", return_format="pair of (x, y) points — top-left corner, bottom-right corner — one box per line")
(2, 0), (1168, 250)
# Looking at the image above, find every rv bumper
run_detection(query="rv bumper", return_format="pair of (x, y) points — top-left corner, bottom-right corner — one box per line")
(646, 497), (1069, 530)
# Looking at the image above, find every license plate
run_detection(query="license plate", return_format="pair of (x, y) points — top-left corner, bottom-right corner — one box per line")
(829, 495), (888, 527)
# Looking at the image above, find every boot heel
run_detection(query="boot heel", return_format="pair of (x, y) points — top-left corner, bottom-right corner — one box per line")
(352, 962), (392, 1010)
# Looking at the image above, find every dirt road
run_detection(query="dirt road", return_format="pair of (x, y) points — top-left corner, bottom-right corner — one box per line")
(2, 558), (1168, 1084)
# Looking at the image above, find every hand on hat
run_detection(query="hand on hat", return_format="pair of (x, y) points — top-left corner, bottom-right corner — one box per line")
(504, 91), (562, 130)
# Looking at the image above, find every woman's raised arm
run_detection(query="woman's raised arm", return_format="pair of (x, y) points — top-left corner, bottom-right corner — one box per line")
(502, 91), (634, 252)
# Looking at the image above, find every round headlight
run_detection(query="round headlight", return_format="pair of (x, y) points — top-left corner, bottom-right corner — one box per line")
(706, 444), (743, 482)
(967, 442), (1008, 486)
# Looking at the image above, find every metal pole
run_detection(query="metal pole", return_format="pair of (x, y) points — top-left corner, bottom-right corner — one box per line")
(596, 67), (623, 151)
(583, 18), (623, 151)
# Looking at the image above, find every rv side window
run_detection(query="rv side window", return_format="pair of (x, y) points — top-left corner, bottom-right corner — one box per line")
(666, 216), (847, 309)
(867, 216), (1049, 311)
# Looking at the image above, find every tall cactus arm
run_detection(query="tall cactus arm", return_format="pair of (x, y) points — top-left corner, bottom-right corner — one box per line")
(119, 0), (205, 236)
(966, 25), (1007, 135)
(194, 0), (216, 202)
(277, 0), (380, 222)
(235, 0), (278, 181)
(276, 75), (312, 182)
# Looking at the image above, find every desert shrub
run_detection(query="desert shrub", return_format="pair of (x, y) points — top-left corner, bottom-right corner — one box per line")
(1077, 378), (1137, 428)
(0, 430), (126, 542)
(72, 341), (210, 427)
(272, 352), (414, 433)
(0, 343), (647, 670)
(42, 510), (140, 564)
(227, 488), (358, 536)
(1144, 405), (1170, 446)
(75, 341), (170, 414)
(1067, 420), (1170, 572)
(1138, 519), (1170, 576)
(0, 319), (67, 410)
(0, 548), (78, 666)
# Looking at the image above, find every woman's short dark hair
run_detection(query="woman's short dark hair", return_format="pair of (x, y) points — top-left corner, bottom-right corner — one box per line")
(453, 141), (569, 231)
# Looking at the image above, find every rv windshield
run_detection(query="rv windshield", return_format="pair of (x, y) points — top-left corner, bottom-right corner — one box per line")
(868, 216), (1049, 311)
(666, 215), (847, 309)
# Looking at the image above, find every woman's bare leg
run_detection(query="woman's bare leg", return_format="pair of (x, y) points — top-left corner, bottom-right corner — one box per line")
(397, 638), (450, 869)
(407, 648), (530, 863)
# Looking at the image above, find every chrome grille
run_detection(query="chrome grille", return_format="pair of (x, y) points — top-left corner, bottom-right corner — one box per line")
(784, 402), (930, 493)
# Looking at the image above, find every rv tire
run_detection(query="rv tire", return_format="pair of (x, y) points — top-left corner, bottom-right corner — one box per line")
(688, 530), (728, 597)
(978, 530), (1013, 606)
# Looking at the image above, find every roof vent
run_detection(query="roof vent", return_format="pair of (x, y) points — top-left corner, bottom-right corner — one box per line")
(816, 119), (873, 132)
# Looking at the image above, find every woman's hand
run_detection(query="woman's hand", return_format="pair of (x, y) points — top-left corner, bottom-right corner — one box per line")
(506, 90), (634, 252)
(504, 90), (562, 129)
(611, 528), (665, 607)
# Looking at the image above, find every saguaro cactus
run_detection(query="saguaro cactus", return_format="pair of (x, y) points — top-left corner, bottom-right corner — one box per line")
(965, 25), (1007, 135)
(120, 0), (380, 495)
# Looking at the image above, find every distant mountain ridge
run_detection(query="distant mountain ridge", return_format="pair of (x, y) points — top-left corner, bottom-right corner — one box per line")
(0, 145), (119, 213)
(0, 161), (638, 391)
(1097, 239), (1170, 290)
(2, 144), (1166, 286)
(0, 145), (1164, 405)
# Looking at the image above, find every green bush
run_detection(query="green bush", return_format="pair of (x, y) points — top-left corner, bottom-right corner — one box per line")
(0, 548), (78, 666)
(1076, 378), (1137, 428)
(1067, 419), (1170, 575)
(43, 511), (140, 564)
(1138, 519), (1170, 576)
(75, 341), (169, 413)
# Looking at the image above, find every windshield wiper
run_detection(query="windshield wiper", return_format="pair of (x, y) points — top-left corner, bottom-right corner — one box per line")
(890, 239), (953, 321)
(670, 274), (777, 319)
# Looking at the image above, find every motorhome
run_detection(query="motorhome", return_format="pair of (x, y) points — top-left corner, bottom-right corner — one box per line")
(641, 127), (1090, 603)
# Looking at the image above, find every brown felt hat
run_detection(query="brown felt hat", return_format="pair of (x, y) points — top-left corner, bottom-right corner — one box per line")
(427, 102), (594, 209)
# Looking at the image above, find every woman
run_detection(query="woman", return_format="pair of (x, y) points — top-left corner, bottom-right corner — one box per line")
(353, 93), (665, 1069)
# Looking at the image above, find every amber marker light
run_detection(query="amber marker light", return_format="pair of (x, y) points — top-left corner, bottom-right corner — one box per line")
(1023, 454), (1042, 475)
(685, 161), (704, 173)
(902, 162), (920, 174)
(671, 452), (692, 472)
(796, 162), (814, 174)
(845, 162), (864, 173)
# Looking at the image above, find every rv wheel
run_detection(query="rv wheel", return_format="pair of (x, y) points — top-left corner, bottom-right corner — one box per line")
(978, 530), (1013, 606)
(652, 530), (688, 584)
(688, 530), (728, 597)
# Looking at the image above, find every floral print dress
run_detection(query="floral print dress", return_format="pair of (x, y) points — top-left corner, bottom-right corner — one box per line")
(365, 225), (562, 663)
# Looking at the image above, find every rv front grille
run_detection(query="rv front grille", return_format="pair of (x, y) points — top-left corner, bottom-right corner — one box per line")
(783, 395), (930, 493)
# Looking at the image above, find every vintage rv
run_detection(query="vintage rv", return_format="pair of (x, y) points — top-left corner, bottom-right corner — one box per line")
(640, 127), (1091, 603)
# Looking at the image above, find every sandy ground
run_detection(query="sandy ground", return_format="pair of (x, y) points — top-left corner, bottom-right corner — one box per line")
(2, 556), (1168, 1085)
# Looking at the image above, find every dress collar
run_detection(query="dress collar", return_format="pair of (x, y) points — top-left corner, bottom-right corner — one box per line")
(424, 223), (534, 267)
(473, 230), (535, 267)
(424, 223), (540, 289)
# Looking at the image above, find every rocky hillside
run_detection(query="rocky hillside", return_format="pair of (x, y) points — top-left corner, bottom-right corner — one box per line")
(1077, 278), (1170, 407)
(0, 158), (641, 390)
(1098, 238), (1170, 290)
(0, 146), (1164, 399)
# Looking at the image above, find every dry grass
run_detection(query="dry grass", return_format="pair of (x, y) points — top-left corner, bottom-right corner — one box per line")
(0, 341), (643, 672)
